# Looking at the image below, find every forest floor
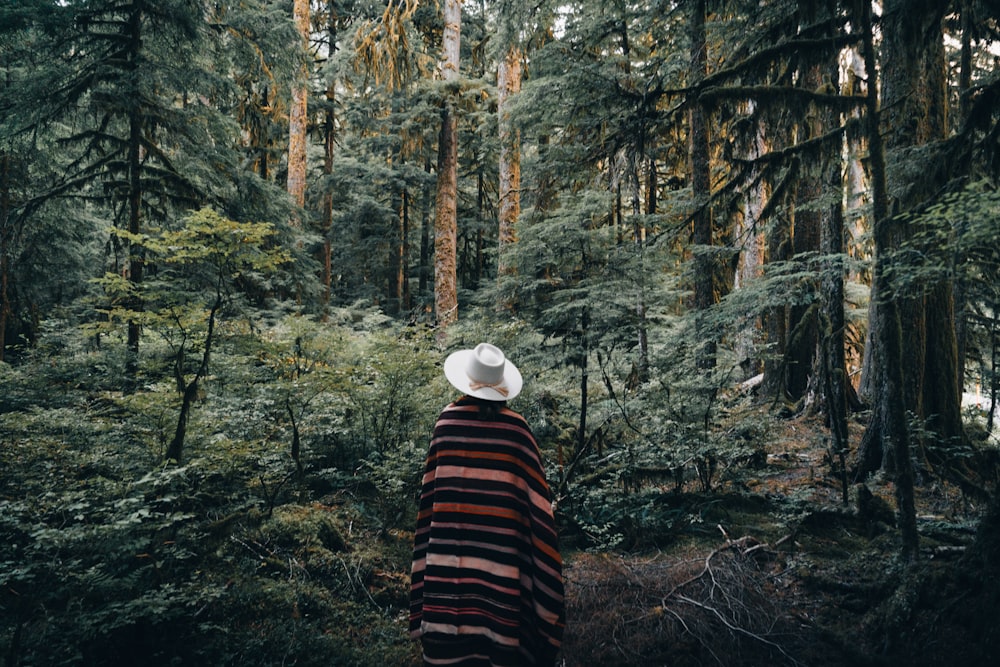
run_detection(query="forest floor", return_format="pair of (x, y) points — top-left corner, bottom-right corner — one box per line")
(554, 411), (999, 667)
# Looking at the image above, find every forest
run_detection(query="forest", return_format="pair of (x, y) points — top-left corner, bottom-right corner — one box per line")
(1, 0), (1000, 665)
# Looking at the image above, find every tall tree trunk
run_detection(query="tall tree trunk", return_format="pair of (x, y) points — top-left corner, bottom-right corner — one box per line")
(918, 7), (967, 466)
(577, 307), (590, 458)
(497, 45), (521, 283)
(762, 208), (790, 401)
(954, 1), (973, 392)
(614, 17), (650, 382)
(734, 102), (767, 377)
(820, 58), (849, 500)
(858, 1), (964, 479)
(124, 3), (144, 393)
(689, 0), (715, 370)
(387, 189), (403, 316)
(401, 188), (411, 312)
(320, 4), (340, 307)
(789, 64), (823, 403)
(0, 151), (9, 363)
(434, 0), (461, 330)
(420, 159), (432, 299)
(857, 0), (919, 561)
(287, 0), (310, 209)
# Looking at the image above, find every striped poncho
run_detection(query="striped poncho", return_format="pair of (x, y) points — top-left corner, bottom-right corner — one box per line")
(409, 397), (565, 666)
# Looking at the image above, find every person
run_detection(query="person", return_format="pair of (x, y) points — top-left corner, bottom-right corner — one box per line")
(409, 343), (565, 667)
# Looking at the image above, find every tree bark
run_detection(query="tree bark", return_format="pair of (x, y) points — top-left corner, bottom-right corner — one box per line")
(788, 63), (823, 403)
(689, 0), (715, 370)
(387, 189), (403, 315)
(420, 159), (432, 299)
(497, 45), (521, 281)
(819, 67), (849, 499)
(320, 3), (340, 306)
(0, 152), (9, 362)
(401, 188), (411, 311)
(857, 0), (919, 561)
(124, 3), (144, 393)
(287, 0), (310, 209)
(858, 0), (965, 481)
(434, 0), (461, 330)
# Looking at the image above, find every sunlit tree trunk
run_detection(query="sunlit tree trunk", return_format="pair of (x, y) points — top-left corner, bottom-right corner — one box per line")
(734, 101), (767, 377)
(287, 0), (310, 210)
(434, 0), (460, 330)
(497, 45), (521, 281)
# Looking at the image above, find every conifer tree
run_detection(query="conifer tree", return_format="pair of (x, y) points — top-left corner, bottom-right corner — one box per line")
(856, 1), (967, 482)
(1, 0), (290, 384)
(855, 0), (919, 560)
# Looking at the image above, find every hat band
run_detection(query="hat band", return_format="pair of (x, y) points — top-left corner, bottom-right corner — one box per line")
(468, 377), (509, 397)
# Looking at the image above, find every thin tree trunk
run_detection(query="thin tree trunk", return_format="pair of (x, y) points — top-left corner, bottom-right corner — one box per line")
(320, 5), (340, 306)
(0, 151), (9, 362)
(387, 189), (402, 315)
(497, 45), (521, 281)
(124, 3), (143, 392)
(689, 0), (715, 370)
(166, 298), (219, 463)
(821, 67), (849, 500)
(401, 188), (411, 311)
(954, 1), (973, 390)
(578, 307), (590, 458)
(420, 159), (432, 299)
(762, 210), (790, 401)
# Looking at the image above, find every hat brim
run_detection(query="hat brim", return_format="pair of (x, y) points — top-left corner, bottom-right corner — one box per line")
(444, 349), (523, 401)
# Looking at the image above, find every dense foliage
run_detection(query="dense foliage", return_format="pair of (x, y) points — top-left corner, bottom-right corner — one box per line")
(3, 0), (1000, 665)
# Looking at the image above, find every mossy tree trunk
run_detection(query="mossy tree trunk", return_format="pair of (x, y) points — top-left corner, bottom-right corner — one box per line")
(689, 0), (715, 370)
(434, 0), (460, 331)
(856, 0), (919, 561)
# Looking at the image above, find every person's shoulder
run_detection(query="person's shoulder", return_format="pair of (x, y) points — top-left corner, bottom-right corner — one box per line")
(499, 407), (534, 431)
(499, 406), (527, 420)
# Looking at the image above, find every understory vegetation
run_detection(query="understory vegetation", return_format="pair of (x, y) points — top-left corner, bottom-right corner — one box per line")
(2, 310), (997, 666)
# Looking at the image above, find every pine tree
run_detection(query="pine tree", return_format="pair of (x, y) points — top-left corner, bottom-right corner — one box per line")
(2, 0), (269, 387)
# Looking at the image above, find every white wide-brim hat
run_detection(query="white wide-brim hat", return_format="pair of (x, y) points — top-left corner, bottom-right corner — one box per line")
(444, 343), (523, 401)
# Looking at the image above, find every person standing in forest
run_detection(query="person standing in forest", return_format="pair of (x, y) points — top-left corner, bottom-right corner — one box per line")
(410, 343), (565, 666)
